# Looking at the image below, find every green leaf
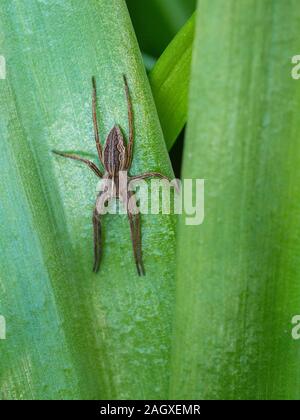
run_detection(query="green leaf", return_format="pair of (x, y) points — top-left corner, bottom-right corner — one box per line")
(171, 0), (300, 399)
(0, 0), (176, 400)
(149, 13), (195, 150)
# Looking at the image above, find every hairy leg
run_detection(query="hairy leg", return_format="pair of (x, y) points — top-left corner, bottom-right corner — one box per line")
(130, 172), (180, 192)
(130, 172), (171, 182)
(127, 191), (145, 276)
(52, 150), (103, 178)
(123, 75), (134, 169)
(92, 77), (104, 164)
(92, 206), (102, 273)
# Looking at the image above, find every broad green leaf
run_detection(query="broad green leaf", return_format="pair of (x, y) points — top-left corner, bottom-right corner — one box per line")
(149, 13), (195, 150)
(171, 0), (300, 399)
(0, 0), (176, 400)
(126, 0), (196, 58)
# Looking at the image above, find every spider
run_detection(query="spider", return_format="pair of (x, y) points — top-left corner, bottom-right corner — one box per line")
(53, 75), (172, 276)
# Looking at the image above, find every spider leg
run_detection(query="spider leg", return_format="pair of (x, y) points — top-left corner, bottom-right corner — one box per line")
(130, 172), (180, 192)
(93, 182), (114, 273)
(127, 191), (145, 276)
(134, 209), (144, 275)
(130, 172), (170, 182)
(92, 205), (102, 273)
(123, 75), (134, 169)
(52, 150), (103, 178)
(92, 77), (104, 164)
(93, 191), (108, 273)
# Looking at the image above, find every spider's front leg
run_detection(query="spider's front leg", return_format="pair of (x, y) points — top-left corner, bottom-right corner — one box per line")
(123, 75), (134, 169)
(127, 191), (145, 276)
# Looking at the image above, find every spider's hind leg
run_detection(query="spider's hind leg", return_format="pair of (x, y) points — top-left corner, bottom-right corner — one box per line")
(92, 206), (102, 273)
(127, 191), (145, 276)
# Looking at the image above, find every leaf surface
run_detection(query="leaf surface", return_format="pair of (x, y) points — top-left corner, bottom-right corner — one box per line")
(0, 0), (176, 400)
(171, 0), (300, 400)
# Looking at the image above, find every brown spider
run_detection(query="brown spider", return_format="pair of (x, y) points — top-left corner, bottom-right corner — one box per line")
(53, 75), (171, 276)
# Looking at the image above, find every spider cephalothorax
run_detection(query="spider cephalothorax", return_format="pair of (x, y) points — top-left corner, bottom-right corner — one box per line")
(53, 76), (171, 276)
